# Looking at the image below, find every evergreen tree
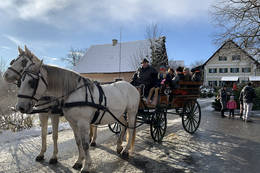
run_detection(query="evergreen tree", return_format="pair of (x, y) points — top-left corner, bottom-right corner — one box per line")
(150, 36), (168, 70)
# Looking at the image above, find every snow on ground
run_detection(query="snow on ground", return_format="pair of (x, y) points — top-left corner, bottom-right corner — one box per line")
(0, 122), (71, 144)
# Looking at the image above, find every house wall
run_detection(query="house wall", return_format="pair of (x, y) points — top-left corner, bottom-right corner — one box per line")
(204, 42), (260, 86)
(81, 71), (135, 83)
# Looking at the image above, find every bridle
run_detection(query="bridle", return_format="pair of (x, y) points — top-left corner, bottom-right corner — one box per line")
(8, 55), (34, 87)
(17, 69), (48, 102)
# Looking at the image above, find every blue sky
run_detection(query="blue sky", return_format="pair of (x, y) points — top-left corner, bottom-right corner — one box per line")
(0, 0), (219, 68)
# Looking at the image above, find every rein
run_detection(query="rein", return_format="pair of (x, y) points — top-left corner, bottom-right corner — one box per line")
(18, 67), (136, 129)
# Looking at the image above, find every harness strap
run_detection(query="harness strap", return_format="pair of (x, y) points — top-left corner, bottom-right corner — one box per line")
(96, 82), (107, 124)
(64, 101), (129, 128)
(8, 67), (22, 78)
(90, 82), (107, 124)
(17, 94), (39, 101)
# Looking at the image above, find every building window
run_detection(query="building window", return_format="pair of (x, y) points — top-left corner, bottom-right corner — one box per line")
(232, 55), (241, 61)
(209, 68), (217, 73)
(219, 68), (228, 73)
(242, 67), (251, 73)
(230, 68), (239, 73)
(219, 56), (227, 61)
(208, 81), (218, 87)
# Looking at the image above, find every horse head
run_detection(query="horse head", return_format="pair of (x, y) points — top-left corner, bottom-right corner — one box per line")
(3, 45), (41, 84)
(16, 60), (48, 113)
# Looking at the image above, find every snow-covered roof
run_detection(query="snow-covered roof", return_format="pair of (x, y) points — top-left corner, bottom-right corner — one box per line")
(249, 76), (260, 81)
(74, 40), (151, 73)
(221, 76), (239, 81)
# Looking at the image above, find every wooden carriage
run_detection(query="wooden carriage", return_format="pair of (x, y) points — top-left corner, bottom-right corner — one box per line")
(109, 80), (203, 142)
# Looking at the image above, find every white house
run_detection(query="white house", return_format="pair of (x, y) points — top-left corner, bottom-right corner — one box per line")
(203, 40), (260, 86)
(74, 39), (151, 83)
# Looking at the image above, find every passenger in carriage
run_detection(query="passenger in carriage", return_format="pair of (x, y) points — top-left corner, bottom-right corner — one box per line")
(183, 67), (192, 81)
(171, 66), (184, 89)
(191, 67), (202, 82)
(146, 65), (171, 106)
(167, 68), (175, 79)
(130, 58), (158, 97)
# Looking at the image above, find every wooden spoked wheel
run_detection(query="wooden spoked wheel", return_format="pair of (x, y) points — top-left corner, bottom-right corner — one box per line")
(182, 100), (201, 134)
(150, 109), (167, 142)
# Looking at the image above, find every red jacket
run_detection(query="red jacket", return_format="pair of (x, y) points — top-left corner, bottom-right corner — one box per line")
(227, 100), (237, 109)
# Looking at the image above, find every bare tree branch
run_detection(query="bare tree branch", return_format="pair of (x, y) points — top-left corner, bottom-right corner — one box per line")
(62, 47), (87, 68)
(211, 0), (260, 56)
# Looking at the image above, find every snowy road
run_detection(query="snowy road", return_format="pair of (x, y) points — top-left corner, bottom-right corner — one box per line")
(2, 97), (260, 173)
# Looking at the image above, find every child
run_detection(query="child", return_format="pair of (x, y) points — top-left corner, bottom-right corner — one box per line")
(227, 96), (237, 119)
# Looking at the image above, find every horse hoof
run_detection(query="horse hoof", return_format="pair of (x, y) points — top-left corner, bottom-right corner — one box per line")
(90, 142), (96, 147)
(49, 158), (58, 164)
(72, 163), (82, 170)
(121, 151), (129, 159)
(35, 155), (44, 162)
(117, 147), (123, 154)
(81, 170), (90, 173)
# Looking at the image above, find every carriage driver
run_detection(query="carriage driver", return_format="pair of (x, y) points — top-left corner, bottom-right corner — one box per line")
(130, 58), (158, 98)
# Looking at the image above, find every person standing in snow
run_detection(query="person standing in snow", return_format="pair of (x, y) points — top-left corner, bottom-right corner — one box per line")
(218, 86), (228, 118)
(239, 82), (256, 122)
(227, 95), (237, 119)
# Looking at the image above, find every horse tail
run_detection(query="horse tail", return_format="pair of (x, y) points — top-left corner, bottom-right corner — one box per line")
(130, 117), (137, 153)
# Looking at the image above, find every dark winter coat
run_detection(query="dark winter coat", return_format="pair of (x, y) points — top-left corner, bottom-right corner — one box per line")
(240, 85), (256, 103)
(131, 65), (158, 94)
(191, 71), (202, 82)
(171, 73), (184, 89)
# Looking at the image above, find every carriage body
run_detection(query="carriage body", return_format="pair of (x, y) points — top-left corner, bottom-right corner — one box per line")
(136, 80), (202, 142)
(110, 80), (202, 142)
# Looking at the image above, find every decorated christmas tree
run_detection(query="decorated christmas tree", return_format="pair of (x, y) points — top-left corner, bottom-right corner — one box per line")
(150, 36), (168, 70)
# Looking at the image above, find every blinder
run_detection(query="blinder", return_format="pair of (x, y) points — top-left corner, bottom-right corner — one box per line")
(17, 70), (48, 102)
(10, 59), (15, 65)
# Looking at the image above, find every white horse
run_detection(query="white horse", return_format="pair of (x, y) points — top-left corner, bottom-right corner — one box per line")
(3, 46), (98, 164)
(16, 61), (139, 172)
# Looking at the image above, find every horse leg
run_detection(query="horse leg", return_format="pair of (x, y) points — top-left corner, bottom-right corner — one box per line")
(78, 122), (91, 173)
(90, 125), (97, 147)
(89, 124), (93, 143)
(68, 121), (85, 170)
(116, 116), (127, 154)
(122, 111), (137, 158)
(36, 114), (48, 161)
(49, 114), (59, 164)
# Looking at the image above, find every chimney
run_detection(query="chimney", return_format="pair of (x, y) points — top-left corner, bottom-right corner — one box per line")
(112, 39), (118, 46)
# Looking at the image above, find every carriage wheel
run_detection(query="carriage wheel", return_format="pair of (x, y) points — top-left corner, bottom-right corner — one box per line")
(150, 109), (167, 142)
(182, 100), (201, 134)
(108, 122), (121, 134)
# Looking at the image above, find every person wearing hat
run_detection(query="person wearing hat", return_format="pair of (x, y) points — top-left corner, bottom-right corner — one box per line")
(171, 66), (184, 89)
(131, 58), (158, 98)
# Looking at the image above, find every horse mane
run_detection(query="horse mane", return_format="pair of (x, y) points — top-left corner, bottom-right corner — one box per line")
(43, 65), (94, 96)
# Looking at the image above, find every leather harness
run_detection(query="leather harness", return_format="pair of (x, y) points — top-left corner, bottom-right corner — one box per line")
(18, 70), (128, 126)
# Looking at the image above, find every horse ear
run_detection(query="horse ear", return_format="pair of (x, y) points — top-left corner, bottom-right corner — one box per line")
(18, 46), (24, 54)
(24, 45), (32, 57)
